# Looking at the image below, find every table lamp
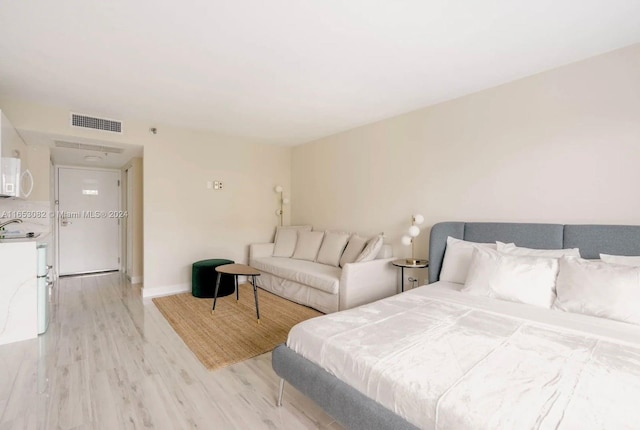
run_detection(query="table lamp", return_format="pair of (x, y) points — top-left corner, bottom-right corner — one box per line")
(401, 214), (424, 264)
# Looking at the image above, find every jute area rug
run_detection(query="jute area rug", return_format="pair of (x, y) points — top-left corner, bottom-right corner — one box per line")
(153, 283), (322, 371)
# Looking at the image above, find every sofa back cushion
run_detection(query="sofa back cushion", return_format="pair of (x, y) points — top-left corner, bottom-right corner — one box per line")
(317, 231), (351, 267)
(340, 234), (368, 267)
(292, 231), (325, 261)
(273, 225), (312, 257)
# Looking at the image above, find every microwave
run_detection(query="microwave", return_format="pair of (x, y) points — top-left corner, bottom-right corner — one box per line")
(1, 157), (33, 198)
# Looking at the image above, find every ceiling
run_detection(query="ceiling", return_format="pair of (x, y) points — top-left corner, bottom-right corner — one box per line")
(21, 130), (143, 169)
(0, 0), (639, 146)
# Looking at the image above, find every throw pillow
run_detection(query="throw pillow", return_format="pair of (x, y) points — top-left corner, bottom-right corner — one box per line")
(554, 256), (640, 325)
(440, 236), (497, 284)
(316, 231), (351, 267)
(600, 254), (640, 267)
(292, 231), (325, 261)
(497, 242), (581, 258)
(340, 234), (368, 267)
(355, 235), (384, 263)
(463, 247), (559, 308)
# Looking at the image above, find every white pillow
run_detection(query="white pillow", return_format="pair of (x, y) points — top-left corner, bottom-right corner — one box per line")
(272, 225), (312, 258)
(440, 237), (497, 284)
(292, 231), (325, 261)
(355, 235), (384, 263)
(463, 247), (559, 308)
(497, 242), (580, 258)
(339, 234), (368, 267)
(273, 228), (298, 257)
(554, 257), (640, 325)
(600, 254), (640, 267)
(316, 231), (350, 267)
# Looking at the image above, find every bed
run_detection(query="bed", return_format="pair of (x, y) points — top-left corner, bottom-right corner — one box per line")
(271, 222), (640, 430)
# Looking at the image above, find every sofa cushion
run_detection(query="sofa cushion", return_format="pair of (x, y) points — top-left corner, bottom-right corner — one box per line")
(252, 257), (341, 294)
(273, 225), (312, 257)
(273, 228), (298, 257)
(340, 234), (368, 267)
(293, 231), (325, 261)
(317, 231), (350, 267)
(355, 235), (384, 263)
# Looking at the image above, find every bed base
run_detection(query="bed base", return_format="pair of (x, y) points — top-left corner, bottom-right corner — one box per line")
(272, 344), (419, 430)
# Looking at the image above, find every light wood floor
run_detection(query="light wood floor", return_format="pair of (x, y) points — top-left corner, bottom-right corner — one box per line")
(0, 273), (345, 429)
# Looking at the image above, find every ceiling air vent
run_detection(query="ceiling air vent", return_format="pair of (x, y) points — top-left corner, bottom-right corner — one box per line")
(54, 140), (125, 154)
(70, 113), (123, 134)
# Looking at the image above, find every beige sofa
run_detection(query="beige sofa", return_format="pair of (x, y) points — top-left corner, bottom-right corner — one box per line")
(249, 232), (396, 313)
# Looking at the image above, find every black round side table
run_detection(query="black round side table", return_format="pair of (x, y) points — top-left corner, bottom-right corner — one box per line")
(391, 259), (429, 292)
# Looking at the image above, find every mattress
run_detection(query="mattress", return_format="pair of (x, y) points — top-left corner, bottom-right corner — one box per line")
(287, 281), (640, 430)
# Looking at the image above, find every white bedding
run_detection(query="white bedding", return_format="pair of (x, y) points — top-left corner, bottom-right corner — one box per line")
(287, 282), (640, 429)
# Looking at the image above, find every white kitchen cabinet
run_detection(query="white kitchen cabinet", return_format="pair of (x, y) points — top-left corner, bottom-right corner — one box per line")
(0, 109), (31, 198)
(0, 241), (37, 345)
(0, 109), (28, 165)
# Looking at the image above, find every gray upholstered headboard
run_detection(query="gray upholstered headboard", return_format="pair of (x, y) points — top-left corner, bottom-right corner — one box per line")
(428, 222), (640, 283)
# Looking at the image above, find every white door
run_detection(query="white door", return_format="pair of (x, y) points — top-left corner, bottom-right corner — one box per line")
(58, 168), (121, 275)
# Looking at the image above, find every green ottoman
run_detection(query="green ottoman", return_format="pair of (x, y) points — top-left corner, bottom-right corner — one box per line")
(192, 259), (235, 298)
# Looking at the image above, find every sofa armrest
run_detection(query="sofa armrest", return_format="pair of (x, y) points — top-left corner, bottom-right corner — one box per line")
(339, 258), (396, 310)
(250, 243), (275, 262)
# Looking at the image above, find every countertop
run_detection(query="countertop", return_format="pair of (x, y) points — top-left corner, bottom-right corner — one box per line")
(0, 232), (50, 244)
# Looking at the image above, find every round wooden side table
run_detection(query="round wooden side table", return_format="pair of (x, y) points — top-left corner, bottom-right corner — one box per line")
(212, 264), (262, 323)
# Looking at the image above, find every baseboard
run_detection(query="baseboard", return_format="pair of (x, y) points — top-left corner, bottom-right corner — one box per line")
(127, 275), (144, 284)
(142, 283), (190, 299)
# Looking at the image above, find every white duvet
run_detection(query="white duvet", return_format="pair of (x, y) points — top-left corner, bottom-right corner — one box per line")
(287, 282), (640, 429)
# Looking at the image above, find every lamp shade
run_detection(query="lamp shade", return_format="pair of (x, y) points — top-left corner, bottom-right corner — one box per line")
(413, 214), (424, 225)
(408, 225), (420, 237)
(282, 197), (290, 205)
(401, 235), (412, 246)
(274, 185), (283, 193)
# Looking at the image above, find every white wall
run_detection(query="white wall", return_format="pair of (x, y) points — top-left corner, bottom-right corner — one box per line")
(0, 118), (51, 237)
(143, 127), (291, 295)
(0, 98), (291, 297)
(291, 44), (640, 277)
(26, 144), (50, 202)
(127, 157), (144, 283)
(0, 110), (49, 201)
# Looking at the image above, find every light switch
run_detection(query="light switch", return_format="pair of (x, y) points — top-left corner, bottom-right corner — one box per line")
(206, 181), (213, 189)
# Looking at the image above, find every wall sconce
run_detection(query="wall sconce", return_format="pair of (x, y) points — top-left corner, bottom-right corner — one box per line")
(274, 185), (289, 226)
(401, 214), (424, 264)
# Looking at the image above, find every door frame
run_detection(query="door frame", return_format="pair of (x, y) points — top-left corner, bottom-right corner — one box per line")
(54, 165), (123, 277)
(120, 159), (141, 285)
(121, 163), (130, 277)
